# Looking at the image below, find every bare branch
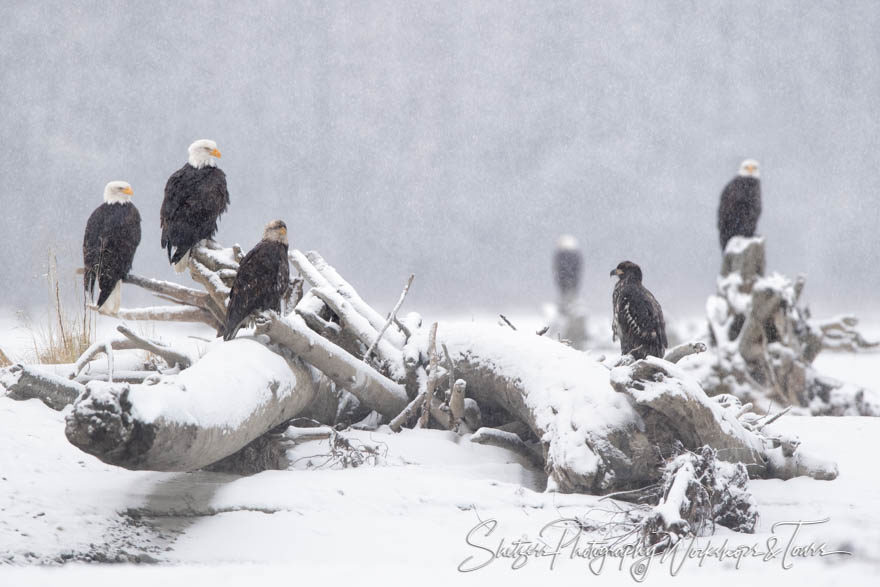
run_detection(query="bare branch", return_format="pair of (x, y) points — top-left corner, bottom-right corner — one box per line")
(116, 325), (193, 370)
(499, 314), (517, 331)
(389, 390), (429, 432)
(123, 273), (212, 308)
(663, 341), (708, 364)
(94, 304), (220, 329)
(418, 322), (439, 429)
(364, 274), (414, 362)
(470, 428), (544, 467)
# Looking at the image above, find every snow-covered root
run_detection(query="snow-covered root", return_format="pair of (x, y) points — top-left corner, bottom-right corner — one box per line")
(1, 364), (85, 410)
(813, 314), (880, 353)
(611, 357), (838, 482)
(64, 338), (319, 471)
(703, 235), (877, 416)
(640, 446), (758, 550)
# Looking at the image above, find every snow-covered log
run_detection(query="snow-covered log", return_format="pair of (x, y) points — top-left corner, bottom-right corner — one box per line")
(64, 338), (318, 471)
(423, 323), (836, 493)
(432, 324), (665, 492)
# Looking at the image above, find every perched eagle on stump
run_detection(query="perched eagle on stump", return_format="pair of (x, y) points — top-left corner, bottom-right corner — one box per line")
(611, 261), (667, 360)
(718, 159), (761, 251)
(160, 139), (230, 272)
(83, 181), (141, 314)
(553, 234), (582, 299)
(223, 220), (290, 341)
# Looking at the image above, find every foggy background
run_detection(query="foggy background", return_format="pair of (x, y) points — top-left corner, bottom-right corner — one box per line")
(1, 0), (878, 323)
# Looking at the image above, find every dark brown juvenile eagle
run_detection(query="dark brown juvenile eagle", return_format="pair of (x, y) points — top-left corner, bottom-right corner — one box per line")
(160, 139), (230, 272)
(83, 181), (141, 314)
(223, 220), (290, 340)
(611, 261), (667, 360)
(718, 159), (761, 251)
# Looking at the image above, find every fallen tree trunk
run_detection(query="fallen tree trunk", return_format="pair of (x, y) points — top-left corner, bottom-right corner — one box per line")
(64, 338), (318, 471)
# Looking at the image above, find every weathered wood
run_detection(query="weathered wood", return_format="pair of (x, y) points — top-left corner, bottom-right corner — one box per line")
(255, 312), (408, 420)
(303, 250), (407, 349)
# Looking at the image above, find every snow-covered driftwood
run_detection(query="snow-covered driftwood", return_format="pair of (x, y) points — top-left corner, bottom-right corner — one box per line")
(64, 338), (319, 471)
(421, 323), (836, 493)
(698, 236), (880, 416)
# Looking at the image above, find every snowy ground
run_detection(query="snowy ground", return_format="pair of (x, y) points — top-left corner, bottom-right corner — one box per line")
(1, 312), (879, 585)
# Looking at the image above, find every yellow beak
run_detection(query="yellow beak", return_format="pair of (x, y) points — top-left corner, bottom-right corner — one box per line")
(280, 227), (287, 236)
(211, 148), (222, 158)
(122, 186), (134, 195)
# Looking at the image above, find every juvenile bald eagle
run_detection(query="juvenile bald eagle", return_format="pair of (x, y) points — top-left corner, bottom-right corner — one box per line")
(611, 261), (667, 360)
(83, 181), (141, 314)
(223, 220), (290, 341)
(718, 159), (761, 251)
(553, 234), (582, 299)
(161, 139), (229, 272)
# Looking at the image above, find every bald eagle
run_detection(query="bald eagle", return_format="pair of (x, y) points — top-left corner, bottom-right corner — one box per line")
(553, 234), (582, 299)
(83, 181), (141, 314)
(223, 220), (290, 341)
(160, 139), (230, 272)
(718, 159), (761, 251)
(611, 261), (667, 360)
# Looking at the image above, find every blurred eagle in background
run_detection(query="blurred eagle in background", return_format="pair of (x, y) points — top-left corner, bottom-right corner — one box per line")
(83, 181), (141, 314)
(161, 139), (230, 272)
(223, 220), (290, 340)
(611, 261), (667, 360)
(718, 159), (761, 251)
(553, 234), (583, 299)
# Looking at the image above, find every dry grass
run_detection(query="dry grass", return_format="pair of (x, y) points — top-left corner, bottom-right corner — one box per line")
(24, 251), (96, 365)
(0, 347), (11, 367)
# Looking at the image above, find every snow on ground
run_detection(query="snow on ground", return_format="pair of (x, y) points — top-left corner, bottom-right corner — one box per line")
(2, 312), (879, 585)
(2, 394), (879, 584)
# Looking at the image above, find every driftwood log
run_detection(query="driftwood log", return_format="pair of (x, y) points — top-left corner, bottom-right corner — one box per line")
(1, 242), (839, 493)
(697, 236), (880, 416)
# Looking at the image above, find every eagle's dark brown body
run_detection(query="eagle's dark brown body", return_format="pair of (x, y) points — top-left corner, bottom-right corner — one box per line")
(83, 201), (141, 308)
(223, 239), (289, 340)
(161, 164), (230, 265)
(611, 261), (667, 360)
(718, 176), (761, 251)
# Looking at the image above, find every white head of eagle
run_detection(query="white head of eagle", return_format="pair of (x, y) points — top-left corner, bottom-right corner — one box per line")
(187, 139), (222, 169)
(263, 219), (289, 245)
(738, 159), (760, 178)
(103, 181), (134, 204)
